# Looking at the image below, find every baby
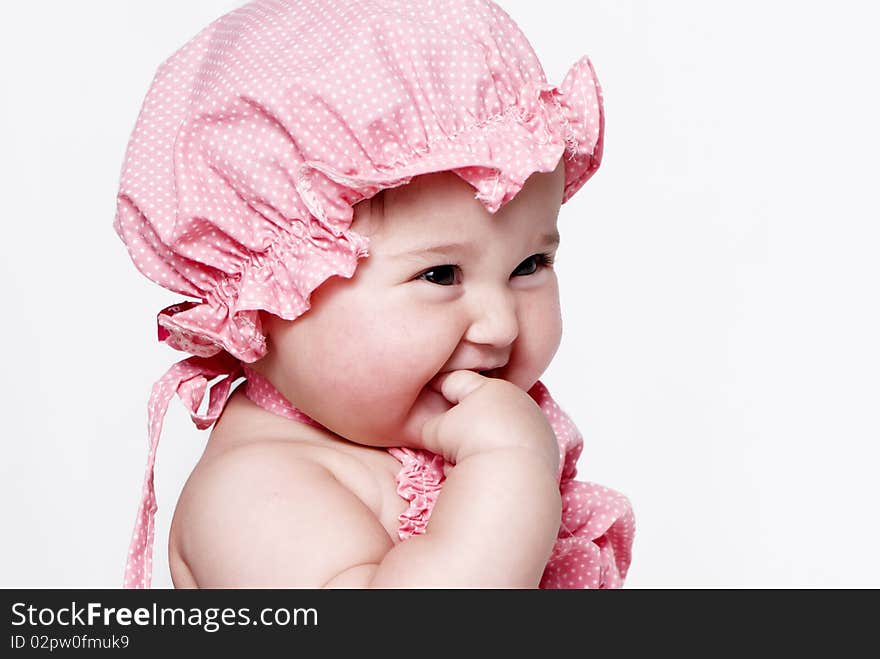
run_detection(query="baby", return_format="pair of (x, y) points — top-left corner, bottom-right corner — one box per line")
(115, 0), (635, 589)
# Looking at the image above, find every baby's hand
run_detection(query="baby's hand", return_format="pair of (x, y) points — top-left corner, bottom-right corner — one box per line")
(420, 371), (559, 475)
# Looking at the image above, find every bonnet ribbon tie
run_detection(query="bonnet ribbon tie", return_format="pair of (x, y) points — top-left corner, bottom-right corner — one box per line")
(123, 349), (243, 589)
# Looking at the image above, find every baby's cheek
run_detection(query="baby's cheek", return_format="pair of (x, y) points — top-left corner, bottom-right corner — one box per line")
(542, 307), (563, 358)
(515, 293), (562, 383)
(319, 346), (425, 422)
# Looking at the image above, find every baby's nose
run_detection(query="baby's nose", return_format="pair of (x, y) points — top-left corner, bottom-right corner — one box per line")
(464, 287), (519, 348)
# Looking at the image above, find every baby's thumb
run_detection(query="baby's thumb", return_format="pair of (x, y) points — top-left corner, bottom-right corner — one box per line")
(420, 370), (487, 462)
(430, 369), (486, 403)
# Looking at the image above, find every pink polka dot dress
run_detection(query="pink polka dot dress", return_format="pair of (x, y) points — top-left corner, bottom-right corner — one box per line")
(243, 365), (635, 589)
(112, 0), (636, 589)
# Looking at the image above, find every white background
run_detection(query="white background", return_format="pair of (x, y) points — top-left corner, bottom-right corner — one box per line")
(1, 1), (878, 588)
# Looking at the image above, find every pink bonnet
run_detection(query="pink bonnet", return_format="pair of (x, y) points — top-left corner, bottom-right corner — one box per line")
(114, 0), (604, 362)
(114, 0), (608, 588)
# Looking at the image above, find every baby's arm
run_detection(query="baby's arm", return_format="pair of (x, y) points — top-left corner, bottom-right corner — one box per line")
(177, 443), (394, 588)
(180, 443), (559, 587)
(180, 374), (561, 588)
(361, 447), (561, 587)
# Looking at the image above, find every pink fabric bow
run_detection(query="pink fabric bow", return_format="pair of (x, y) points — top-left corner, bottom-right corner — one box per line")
(123, 340), (243, 589)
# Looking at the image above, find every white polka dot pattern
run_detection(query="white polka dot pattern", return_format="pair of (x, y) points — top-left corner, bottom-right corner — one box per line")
(116, 0), (623, 589)
(529, 382), (635, 589)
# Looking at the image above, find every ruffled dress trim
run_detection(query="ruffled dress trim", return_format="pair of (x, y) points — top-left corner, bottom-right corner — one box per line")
(385, 447), (446, 540)
(227, 366), (446, 539)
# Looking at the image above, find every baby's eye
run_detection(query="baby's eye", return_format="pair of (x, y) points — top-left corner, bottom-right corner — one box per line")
(417, 265), (460, 286)
(513, 252), (555, 277)
(416, 253), (555, 286)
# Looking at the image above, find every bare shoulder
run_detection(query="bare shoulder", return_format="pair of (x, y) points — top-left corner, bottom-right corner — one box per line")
(170, 441), (393, 588)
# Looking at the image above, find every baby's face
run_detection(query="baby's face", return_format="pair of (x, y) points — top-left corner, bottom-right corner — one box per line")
(255, 158), (566, 448)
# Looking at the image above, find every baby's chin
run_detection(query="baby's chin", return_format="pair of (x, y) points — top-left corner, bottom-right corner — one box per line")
(336, 382), (452, 450)
(329, 372), (537, 451)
